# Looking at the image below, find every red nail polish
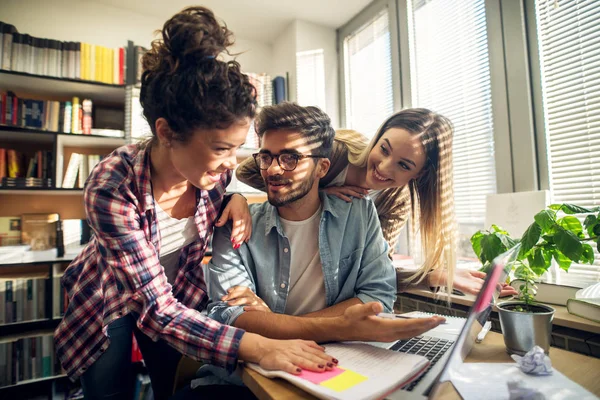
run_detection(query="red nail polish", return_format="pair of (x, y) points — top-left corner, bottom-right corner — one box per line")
(327, 363), (333, 368)
(318, 364), (324, 368)
(332, 358), (338, 364)
(296, 368), (302, 373)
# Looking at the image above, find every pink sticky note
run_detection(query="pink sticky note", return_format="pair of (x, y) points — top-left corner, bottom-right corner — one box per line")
(297, 367), (345, 385)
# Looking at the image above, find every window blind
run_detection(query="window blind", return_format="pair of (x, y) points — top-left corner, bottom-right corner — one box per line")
(343, 9), (394, 138)
(535, 0), (600, 287)
(410, 0), (497, 230)
(296, 49), (326, 111)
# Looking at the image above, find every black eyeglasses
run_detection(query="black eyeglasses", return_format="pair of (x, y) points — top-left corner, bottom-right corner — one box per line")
(252, 152), (325, 172)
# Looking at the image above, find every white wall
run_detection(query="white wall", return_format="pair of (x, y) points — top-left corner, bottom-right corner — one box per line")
(295, 20), (339, 128)
(270, 20), (340, 127)
(271, 21), (298, 102)
(1, 0), (273, 75)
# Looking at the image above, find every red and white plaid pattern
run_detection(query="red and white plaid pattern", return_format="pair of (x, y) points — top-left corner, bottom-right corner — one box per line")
(54, 143), (244, 380)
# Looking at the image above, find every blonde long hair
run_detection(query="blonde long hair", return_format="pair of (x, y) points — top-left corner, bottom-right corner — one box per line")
(337, 109), (456, 294)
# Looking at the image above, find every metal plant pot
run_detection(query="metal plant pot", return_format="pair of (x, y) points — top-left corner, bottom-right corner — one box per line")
(497, 301), (555, 356)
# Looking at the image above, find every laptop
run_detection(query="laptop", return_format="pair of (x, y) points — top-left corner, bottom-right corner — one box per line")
(379, 247), (517, 399)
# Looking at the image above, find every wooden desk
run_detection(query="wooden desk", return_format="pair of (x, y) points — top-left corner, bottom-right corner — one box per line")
(242, 331), (600, 399)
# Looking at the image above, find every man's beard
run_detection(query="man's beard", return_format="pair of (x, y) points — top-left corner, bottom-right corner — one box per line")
(266, 172), (317, 207)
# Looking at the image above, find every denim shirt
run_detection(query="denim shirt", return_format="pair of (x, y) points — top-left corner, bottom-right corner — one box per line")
(207, 193), (397, 325)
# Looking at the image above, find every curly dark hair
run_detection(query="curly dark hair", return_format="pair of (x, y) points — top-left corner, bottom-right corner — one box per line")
(140, 6), (257, 142)
(255, 102), (335, 158)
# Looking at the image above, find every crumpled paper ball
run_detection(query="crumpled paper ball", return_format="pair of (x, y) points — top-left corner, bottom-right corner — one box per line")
(511, 345), (553, 376)
(507, 379), (546, 400)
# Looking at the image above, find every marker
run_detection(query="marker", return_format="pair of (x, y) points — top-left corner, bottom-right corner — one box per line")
(476, 320), (492, 343)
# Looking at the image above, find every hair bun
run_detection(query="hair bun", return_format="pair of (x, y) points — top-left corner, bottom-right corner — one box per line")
(143, 6), (234, 74)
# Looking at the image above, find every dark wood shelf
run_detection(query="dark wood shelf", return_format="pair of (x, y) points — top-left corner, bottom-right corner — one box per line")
(0, 69), (126, 106)
(0, 188), (83, 195)
(0, 319), (60, 341)
(0, 374), (68, 391)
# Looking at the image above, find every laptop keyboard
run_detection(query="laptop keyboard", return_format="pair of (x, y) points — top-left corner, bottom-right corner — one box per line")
(390, 335), (455, 392)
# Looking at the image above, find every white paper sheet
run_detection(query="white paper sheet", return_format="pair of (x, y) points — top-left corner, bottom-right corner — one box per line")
(450, 362), (597, 400)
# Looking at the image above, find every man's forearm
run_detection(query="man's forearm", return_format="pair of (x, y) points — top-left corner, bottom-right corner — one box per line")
(299, 298), (363, 318)
(234, 312), (344, 342)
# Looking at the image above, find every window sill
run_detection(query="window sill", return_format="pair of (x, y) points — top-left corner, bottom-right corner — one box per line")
(401, 288), (600, 335)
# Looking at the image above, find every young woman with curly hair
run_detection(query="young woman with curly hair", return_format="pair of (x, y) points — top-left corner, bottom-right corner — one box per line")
(55, 7), (334, 400)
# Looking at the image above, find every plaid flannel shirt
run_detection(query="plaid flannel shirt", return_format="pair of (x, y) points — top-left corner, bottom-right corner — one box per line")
(54, 143), (244, 380)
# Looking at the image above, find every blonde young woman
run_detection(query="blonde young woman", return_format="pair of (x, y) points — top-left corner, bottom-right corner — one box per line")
(237, 108), (517, 296)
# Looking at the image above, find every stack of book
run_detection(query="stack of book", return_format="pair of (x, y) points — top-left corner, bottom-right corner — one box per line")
(0, 148), (54, 187)
(0, 21), (126, 84)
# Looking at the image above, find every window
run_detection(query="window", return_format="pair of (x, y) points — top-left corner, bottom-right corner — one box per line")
(409, 0), (497, 256)
(535, 0), (600, 287)
(296, 49), (326, 111)
(342, 9), (394, 138)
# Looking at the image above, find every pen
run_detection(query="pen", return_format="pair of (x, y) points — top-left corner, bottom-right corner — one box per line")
(377, 312), (448, 324)
(476, 320), (492, 343)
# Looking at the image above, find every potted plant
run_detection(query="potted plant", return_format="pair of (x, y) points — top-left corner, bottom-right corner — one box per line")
(471, 203), (600, 355)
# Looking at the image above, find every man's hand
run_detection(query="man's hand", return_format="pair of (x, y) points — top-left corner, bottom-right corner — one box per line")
(336, 302), (445, 343)
(222, 286), (272, 312)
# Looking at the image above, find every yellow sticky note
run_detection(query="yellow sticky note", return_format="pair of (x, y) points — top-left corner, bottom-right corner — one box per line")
(320, 368), (368, 392)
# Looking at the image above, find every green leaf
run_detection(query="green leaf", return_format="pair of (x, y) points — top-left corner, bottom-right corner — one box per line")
(528, 249), (547, 276)
(548, 204), (562, 211)
(491, 224), (509, 235)
(584, 214), (597, 231)
(534, 210), (556, 232)
(470, 231), (485, 261)
(481, 234), (504, 264)
(495, 232), (516, 251)
(557, 216), (583, 235)
(559, 204), (593, 214)
(552, 250), (572, 271)
(520, 222), (542, 256)
(554, 228), (583, 261)
(594, 224), (600, 237)
(581, 244), (595, 265)
(597, 240), (600, 253)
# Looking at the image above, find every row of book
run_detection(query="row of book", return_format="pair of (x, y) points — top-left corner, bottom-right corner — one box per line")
(0, 335), (60, 387)
(1, 92), (93, 134)
(0, 148), (54, 184)
(0, 21), (126, 84)
(62, 153), (104, 189)
(0, 278), (46, 324)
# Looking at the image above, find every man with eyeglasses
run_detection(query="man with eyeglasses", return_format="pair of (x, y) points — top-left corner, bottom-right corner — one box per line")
(206, 103), (444, 347)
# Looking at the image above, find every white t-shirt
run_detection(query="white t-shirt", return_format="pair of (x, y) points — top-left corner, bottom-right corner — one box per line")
(155, 202), (198, 285)
(280, 206), (327, 316)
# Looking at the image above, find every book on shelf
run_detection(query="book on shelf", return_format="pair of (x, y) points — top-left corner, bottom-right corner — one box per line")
(0, 90), (102, 135)
(567, 298), (600, 323)
(0, 277), (46, 324)
(0, 20), (126, 84)
(0, 334), (60, 387)
(20, 213), (59, 251)
(0, 216), (20, 246)
(62, 152), (102, 188)
(247, 342), (429, 400)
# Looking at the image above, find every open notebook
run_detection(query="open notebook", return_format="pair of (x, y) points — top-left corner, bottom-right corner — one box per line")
(247, 342), (429, 400)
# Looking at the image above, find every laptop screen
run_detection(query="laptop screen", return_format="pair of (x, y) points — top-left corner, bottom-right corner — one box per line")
(429, 246), (518, 392)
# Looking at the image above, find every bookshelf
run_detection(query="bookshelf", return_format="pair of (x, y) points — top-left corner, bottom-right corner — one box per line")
(0, 29), (132, 398)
